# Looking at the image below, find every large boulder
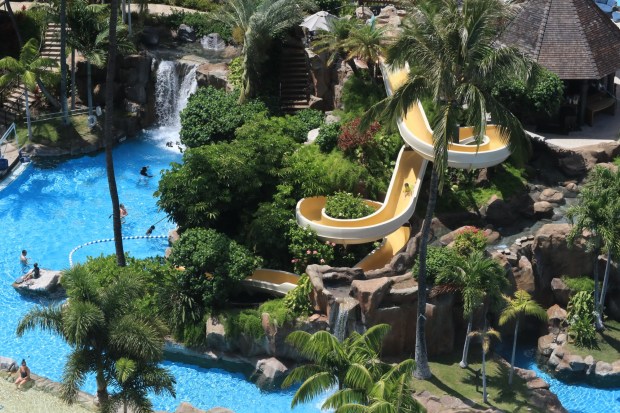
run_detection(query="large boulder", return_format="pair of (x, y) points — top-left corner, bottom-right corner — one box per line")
(538, 188), (565, 204)
(254, 357), (288, 385)
(512, 256), (536, 295)
(177, 24), (196, 42)
(12, 269), (63, 297)
(531, 224), (593, 303)
(0, 356), (17, 372)
(481, 195), (515, 227)
(350, 277), (393, 318)
(196, 62), (230, 91)
(551, 278), (571, 307)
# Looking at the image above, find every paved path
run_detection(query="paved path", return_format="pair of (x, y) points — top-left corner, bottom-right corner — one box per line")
(9, 1), (204, 15)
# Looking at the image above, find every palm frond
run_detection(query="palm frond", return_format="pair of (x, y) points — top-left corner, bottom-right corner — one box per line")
(290, 371), (338, 408)
(16, 305), (64, 337)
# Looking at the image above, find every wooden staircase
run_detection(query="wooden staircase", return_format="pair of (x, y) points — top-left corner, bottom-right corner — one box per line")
(279, 38), (311, 113)
(0, 23), (62, 127)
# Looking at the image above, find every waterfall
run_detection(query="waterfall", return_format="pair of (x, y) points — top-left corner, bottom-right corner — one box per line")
(154, 60), (198, 128)
(332, 299), (356, 342)
(201, 33), (226, 51)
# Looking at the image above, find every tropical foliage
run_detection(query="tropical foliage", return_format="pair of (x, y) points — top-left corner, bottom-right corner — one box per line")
(567, 291), (597, 348)
(283, 273), (314, 317)
(452, 226), (487, 257)
(499, 290), (547, 385)
(210, 0), (315, 101)
(468, 327), (501, 404)
(325, 191), (375, 219)
(16, 257), (175, 410)
(371, 0), (534, 378)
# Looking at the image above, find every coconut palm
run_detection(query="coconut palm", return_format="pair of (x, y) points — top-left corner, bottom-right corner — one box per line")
(67, 0), (134, 119)
(498, 290), (547, 386)
(312, 18), (360, 76)
(282, 324), (391, 408)
(567, 166), (620, 330)
(340, 21), (387, 82)
(322, 359), (424, 413)
(0, 39), (58, 140)
(15, 262), (174, 409)
(210, 0), (316, 102)
(468, 327), (501, 404)
(436, 250), (507, 369)
(370, 0), (534, 379)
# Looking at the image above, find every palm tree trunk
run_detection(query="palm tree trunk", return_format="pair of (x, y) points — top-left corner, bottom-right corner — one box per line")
(121, 0), (127, 23)
(599, 251), (612, 326)
(24, 87), (33, 141)
(71, 49), (76, 110)
(104, 0), (126, 267)
(346, 58), (360, 77)
(60, 0), (69, 125)
(127, 0), (132, 36)
(36, 79), (60, 109)
(482, 343), (488, 403)
(414, 167), (439, 380)
(593, 248), (603, 330)
(87, 61), (93, 118)
(96, 369), (108, 406)
(459, 313), (473, 368)
(509, 316), (520, 386)
(5, 0), (23, 47)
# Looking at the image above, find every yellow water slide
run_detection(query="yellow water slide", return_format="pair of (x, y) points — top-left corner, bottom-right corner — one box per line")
(247, 62), (512, 292)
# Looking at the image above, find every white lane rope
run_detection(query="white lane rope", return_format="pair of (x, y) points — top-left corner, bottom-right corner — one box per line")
(68, 235), (168, 267)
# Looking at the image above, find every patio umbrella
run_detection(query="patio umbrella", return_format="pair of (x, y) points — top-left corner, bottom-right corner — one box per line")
(300, 11), (338, 32)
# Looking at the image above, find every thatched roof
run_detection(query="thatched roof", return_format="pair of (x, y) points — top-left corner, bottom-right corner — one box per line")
(500, 0), (620, 79)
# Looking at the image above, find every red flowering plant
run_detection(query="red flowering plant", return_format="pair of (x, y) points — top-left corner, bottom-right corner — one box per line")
(338, 118), (381, 154)
(453, 226), (487, 257)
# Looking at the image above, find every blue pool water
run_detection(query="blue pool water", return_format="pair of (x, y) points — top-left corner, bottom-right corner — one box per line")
(0, 127), (323, 412)
(507, 344), (620, 413)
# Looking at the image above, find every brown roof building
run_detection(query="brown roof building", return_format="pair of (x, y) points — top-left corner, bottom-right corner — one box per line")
(500, 0), (620, 80)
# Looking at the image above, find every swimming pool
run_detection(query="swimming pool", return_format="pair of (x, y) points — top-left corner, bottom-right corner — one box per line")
(0, 126), (323, 412)
(504, 343), (620, 413)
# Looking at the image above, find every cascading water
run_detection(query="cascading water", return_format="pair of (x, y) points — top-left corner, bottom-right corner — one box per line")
(154, 60), (198, 129)
(332, 299), (357, 342)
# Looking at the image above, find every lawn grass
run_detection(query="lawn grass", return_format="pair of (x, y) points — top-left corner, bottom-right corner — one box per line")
(564, 319), (620, 363)
(436, 162), (527, 213)
(17, 115), (101, 148)
(413, 350), (543, 413)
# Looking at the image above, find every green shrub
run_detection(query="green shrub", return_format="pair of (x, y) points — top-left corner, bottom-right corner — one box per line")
(562, 276), (595, 293)
(567, 291), (597, 348)
(325, 191), (375, 219)
(453, 226), (487, 257)
(223, 309), (264, 340)
(283, 273), (313, 317)
(413, 246), (463, 285)
(160, 10), (232, 39)
(180, 86), (267, 147)
(168, 228), (262, 309)
(315, 122), (341, 153)
(341, 75), (386, 119)
(259, 299), (294, 327)
(180, 319), (208, 348)
(228, 56), (243, 91)
(288, 224), (336, 274)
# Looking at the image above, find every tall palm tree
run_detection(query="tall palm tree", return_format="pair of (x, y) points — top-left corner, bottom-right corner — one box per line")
(498, 290), (547, 386)
(322, 359), (424, 413)
(371, 0), (533, 379)
(282, 324), (391, 408)
(60, 0), (69, 125)
(16, 263), (174, 409)
(104, 0), (126, 266)
(436, 251), (506, 369)
(210, 0), (316, 102)
(567, 166), (620, 330)
(0, 39), (58, 140)
(67, 0), (134, 119)
(468, 327), (501, 404)
(4, 0), (23, 47)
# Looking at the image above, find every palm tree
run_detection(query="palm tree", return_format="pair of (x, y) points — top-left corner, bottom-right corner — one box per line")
(371, 0), (533, 379)
(469, 327), (501, 404)
(498, 290), (547, 386)
(67, 0), (134, 119)
(312, 18), (360, 76)
(4, 0), (23, 47)
(16, 262), (174, 409)
(340, 21), (387, 82)
(436, 251), (506, 369)
(567, 166), (620, 330)
(210, 0), (316, 102)
(0, 39), (58, 140)
(322, 359), (424, 413)
(60, 0), (69, 125)
(104, 0), (126, 266)
(282, 324), (391, 408)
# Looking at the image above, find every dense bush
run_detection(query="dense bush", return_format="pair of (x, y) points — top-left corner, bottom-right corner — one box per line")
(288, 224), (336, 274)
(228, 56), (243, 90)
(325, 191), (375, 219)
(223, 299), (294, 340)
(492, 67), (564, 122)
(338, 118), (381, 152)
(288, 109), (324, 142)
(283, 273), (314, 317)
(567, 291), (597, 348)
(453, 226), (487, 257)
(179, 87), (267, 147)
(168, 228), (262, 309)
(340, 75), (386, 119)
(159, 10), (232, 39)
(315, 122), (341, 153)
(413, 246), (463, 285)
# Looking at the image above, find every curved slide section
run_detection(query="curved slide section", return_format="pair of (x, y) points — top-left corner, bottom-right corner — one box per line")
(296, 146), (427, 245)
(241, 269), (300, 297)
(383, 64), (512, 169)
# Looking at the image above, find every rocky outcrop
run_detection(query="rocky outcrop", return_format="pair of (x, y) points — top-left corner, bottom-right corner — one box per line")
(550, 278), (571, 307)
(0, 356), (17, 372)
(196, 62), (231, 91)
(254, 357), (288, 386)
(12, 269), (63, 297)
(512, 256), (535, 295)
(545, 141), (620, 177)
